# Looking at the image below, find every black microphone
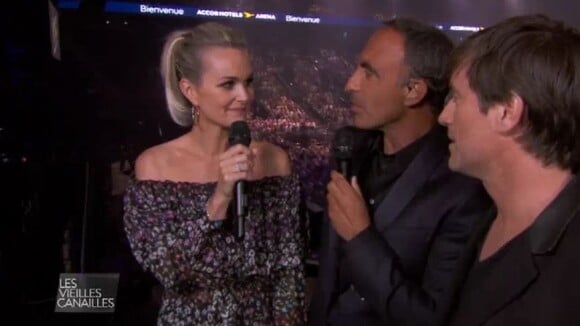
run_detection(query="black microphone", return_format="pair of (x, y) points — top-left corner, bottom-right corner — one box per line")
(228, 120), (252, 240)
(332, 126), (354, 180)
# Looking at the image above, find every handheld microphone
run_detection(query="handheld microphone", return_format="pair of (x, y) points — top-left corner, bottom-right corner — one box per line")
(332, 127), (354, 180)
(228, 121), (251, 240)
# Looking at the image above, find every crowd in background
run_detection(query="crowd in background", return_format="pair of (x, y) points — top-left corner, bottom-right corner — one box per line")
(247, 47), (354, 205)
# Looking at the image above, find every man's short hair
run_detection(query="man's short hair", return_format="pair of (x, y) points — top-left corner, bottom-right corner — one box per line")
(450, 14), (580, 171)
(383, 18), (454, 113)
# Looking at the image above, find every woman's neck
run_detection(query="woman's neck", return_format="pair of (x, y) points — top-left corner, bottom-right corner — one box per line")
(189, 122), (229, 157)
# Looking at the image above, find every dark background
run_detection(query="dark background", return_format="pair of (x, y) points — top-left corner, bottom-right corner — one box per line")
(2, 1), (577, 325)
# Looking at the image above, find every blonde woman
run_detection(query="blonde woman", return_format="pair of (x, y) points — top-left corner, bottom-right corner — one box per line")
(123, 22), (306, 325)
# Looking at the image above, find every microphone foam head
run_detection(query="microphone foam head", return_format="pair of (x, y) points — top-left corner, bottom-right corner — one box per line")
(229, 120), (252, 146)
(332, 126), (354, 160)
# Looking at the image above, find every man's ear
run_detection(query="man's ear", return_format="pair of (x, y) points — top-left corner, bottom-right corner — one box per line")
(179, 78), (199, 106)
(488, 92), (525, 134)
(403, 78), (428, 107)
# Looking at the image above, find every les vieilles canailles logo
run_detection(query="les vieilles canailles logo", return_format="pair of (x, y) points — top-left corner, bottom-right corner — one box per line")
(55, 273), (119, 313)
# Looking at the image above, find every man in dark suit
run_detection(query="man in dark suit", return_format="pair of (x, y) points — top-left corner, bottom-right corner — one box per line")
(309, 18), (492, 325)
(438, 14), (580, 325)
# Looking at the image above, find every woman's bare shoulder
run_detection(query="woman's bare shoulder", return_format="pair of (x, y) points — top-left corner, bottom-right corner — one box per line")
(252, 140), (291, 177)
(134, 144), (165, 180)
(134, 138), (185, 180)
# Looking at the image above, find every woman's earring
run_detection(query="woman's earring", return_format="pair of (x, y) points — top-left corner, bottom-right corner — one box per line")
(191, 105), (200, 125)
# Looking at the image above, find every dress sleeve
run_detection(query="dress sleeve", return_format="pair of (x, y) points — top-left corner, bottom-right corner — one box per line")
(269, 176), (307, 325)
(122, 180), (231, 289)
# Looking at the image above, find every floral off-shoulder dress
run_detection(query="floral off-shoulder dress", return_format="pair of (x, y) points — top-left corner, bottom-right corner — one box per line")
(123, 175), (306, 325)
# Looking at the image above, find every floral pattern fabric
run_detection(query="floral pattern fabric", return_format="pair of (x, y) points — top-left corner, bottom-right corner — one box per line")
(123, 175), (306, 325)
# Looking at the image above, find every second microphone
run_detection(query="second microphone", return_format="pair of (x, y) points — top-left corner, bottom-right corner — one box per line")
(228, 120), (252, 240)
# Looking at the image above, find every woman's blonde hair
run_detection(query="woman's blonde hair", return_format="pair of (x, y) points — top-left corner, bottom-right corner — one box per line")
(160, 22), (248, 126)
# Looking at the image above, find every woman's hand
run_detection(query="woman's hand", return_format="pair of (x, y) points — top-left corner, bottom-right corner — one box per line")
(207, 144), (255, 221)
(216, 144), (255, 196)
